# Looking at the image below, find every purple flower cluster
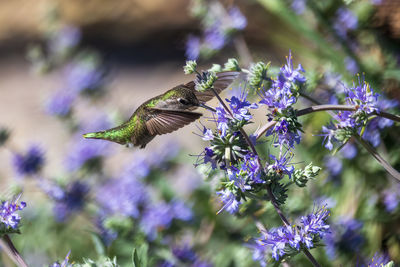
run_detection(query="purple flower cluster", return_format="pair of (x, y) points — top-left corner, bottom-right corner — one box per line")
(186, 5), (247, 59)
(324, 217), (364, 259)
(41, 180), (89, 222)
(254, 206), (330, 261)
(267, 119), (301, 151)
(345, 78), (380, 115)
(0, 195), (26, 230)
(267, 153), (295, 179)
(12, 145), (45, 176)
(140, 199), (192, 241)
(49, 25), (81, 55)
(259, 52), (305, 114)
(96, 175), (148, 218)
(227, 93), (258, 121)
(216, 190), (241, 214)
(159, 244), (212, 267)
(333, 8), (358, 37)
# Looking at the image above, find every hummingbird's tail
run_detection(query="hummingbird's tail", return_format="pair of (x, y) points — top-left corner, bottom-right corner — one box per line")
(83, 124), (129, 145)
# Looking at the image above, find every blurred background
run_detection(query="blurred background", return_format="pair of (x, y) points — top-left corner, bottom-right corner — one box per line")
(0, 0), (400, 266)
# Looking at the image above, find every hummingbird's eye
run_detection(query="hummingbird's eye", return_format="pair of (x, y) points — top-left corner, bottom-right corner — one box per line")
(178, 98), (189, 105)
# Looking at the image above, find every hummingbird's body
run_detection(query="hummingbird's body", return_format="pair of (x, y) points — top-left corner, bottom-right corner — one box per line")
(83, 71), (239, 148)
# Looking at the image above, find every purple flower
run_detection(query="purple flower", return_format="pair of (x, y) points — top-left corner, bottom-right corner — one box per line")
(204, 25), (226, 50)
(340, 143), (357, 159)
(216, 190), (241, 214)
(344, 57), (359, 75)
(94, 215), (118, 246)
(202, 127), (214, 141)
(202, 147), (217, 169)
(241, 154), (262, 183)
(186, 35), (201, 60)
(172, 245), (197, 263)
(12, 145), (44, 176)
(255, 205), (330, 261)
(140, 200), (192, 240)
(49, 25), (81, 55)
(44, 181), (89, 222)
(324, 156), (343, 176)
(291, 0), (306, 14)
(0, 195), (26, 229)
(228, 7), (247, 30)
(268, 153), (295, 178)
(364, 252), (391, 267)
(45, 90), (75, 117)
(267, 119), (301, 150)
(259, 84), (296, 113)
(64, 59), (107, 94)
(345, 77), (379, 114)
(226, 93), (258, 121)
(96, 176), (148, 218)
(280, 51), (306, 85)
(215, 107), (229, 137)
(334, 8), (358, 37)
(49, 251), (71, 267)
(324, 217), (364, 259)
(65, 137), (110, 172)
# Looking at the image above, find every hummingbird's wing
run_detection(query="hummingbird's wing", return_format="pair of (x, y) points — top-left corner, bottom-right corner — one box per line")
(145, 108), (202, 135)
(184, 71), (240, 103)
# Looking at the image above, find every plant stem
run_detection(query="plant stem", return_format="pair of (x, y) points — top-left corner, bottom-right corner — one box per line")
(0, 235), (28, 267)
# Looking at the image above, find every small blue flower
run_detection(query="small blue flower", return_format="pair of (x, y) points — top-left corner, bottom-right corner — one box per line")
(226, 93), (258, 122)
(202, 127), (214, 141)
(45, 90), (75, 117)
(324, 217), (364, 259)
(344, 57), (359, 75)
(215, 107), (229, 137)
(345, 77), (379, 114)
(12, 145), (45, 176)
(204, 25), (226, 50)
(268, 153), (295, 179)
(228, 7), (247, 30)
(255, 205), (330, 261)
(364, 252), (391, 267)
(280, 51), (306, 85)
(0, 195), (26, 229)
(291, 0), (306, 14)
(267, 119), (301, 150)
(49, 251), (71, 267)
(49, 25), (81, 55)
(44, 181), (89, 222)
(334, 8), (358, 37)
(186, 35), (201, 60)
(216, 190), (241, 214)
(324, 156), (343, 176)
(96, 175), (148, 218)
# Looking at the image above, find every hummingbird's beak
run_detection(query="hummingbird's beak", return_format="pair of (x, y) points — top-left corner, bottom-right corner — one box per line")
(199, 103), (216, 112)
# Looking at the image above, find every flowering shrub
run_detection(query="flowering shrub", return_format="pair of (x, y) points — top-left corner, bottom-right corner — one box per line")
(0, 0), (399, 266)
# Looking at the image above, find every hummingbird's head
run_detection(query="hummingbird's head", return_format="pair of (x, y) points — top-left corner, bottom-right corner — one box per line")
(170, 89), (200, 110)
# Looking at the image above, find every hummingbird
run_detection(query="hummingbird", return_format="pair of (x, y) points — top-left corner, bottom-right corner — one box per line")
(83, 71), (239, 148)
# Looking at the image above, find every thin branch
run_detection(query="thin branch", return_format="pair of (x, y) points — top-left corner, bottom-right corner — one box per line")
(354, 135), (400, 182)
(0, 235), (28, 267)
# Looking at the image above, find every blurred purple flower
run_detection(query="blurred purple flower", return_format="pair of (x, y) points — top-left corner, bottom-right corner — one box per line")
(45, 90), (75, 117)
(0, 195), (26, 229)
(228, 7), (247, 30)
(12, 145), (45, 176)
(344, 57), (359, 75)
(65, 138), (110, 172)
(185, 35), (201, 60)
(96, 176), (148, 218)
(94, 215), (118, 246)
(324, 155), (343, 176)
(340, 143), (357, 159)
(49, 25), (81, 55)
(291, 0), (306, 14)
(140, 199), (192, 240)
(204, 25), (226, 50)
(215, 107), (229, 137)
(65, 59), (107, 94)
(324, 217), (364, 259)
(49, 251), (71, 267)
(364, 252), (391, 266)
(43, 180), (89, 222)
(334, 8), (358, 37)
